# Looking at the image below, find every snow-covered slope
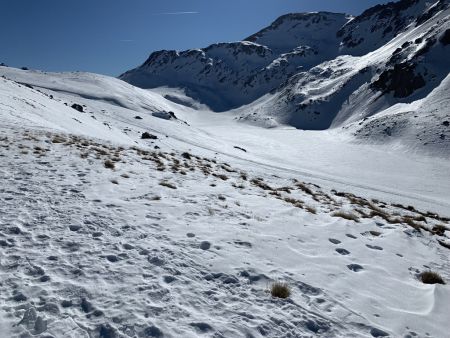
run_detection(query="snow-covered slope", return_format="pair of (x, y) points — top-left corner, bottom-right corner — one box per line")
(1, 63), (450, 338)
(120, 0), (450, 155)
(1, 1), (450, 337)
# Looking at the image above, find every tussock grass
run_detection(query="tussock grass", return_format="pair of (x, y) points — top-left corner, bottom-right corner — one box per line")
(332, 211), (360, 222)
(283, 197), (304, 209)
(159, 181), (177, 189)
(251, 178), (273, 191)
(213, 173), (229, 181)
(104, 159), (115, 169)
(270, 282), (291, 299)
(402, 216), (422, 231)
(306, 206), (317, 214)
(420, 271), (445, 285)
(432, 225), (447, 236)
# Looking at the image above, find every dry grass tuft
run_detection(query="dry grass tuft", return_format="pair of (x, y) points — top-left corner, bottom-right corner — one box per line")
(213, 173), (229, 181)
(402, 216), (422, 231)
(332, 211), (360, 222)
(104, 159), (115, 169)
(159, 181), (177, 189)
(251, 178), (273, 191)
(270, 282), (291, 299)
(432, 225), (447, 236)
(306, 206), (317, 214)
(420, 271), (445, 285)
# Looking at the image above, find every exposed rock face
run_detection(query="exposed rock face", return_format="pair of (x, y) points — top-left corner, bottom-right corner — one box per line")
(440, 28), (450, 45)
(372, 62), (426, 98)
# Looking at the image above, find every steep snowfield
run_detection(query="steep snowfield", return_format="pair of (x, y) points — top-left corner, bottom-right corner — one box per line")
(1, 67), (450, 338)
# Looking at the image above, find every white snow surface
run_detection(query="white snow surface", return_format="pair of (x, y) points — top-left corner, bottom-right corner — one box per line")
(1, 67), (449, 338)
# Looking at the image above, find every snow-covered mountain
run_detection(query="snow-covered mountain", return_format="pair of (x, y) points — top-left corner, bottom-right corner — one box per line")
(119, 12), (351, 111)
(1, 1), (450, 337)
(121, 0), (450, 154)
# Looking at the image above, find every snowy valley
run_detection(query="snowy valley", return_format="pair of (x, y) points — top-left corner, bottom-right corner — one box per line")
(1, 0), (450, 337)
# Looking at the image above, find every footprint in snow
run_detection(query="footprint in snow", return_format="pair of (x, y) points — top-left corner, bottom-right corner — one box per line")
(329, 238), (341, 244)
(336, 248), (350, 255)
(199, 241), (211, 250)
(105, 255), (119, 263)
(370, 327), (390, 337)
(366, 244), (383, 251)
(347, 264), (364, 272)
(190, 322), (213, 333)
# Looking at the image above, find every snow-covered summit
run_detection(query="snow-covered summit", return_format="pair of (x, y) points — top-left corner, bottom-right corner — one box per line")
(244, 12), (350, 54)
(119, 12), (351, 111)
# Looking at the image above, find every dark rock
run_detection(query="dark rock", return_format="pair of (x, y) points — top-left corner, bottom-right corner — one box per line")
(440, 29), (450, 45)
(71, 104), (84, 112)
(152, 111), (177, 120)
(181, 152), (191, 160)
(372, 62), (425, 98)
(141, 132), (158, 140)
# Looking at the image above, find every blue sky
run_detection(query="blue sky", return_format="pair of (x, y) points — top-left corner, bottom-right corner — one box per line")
(0, 0), (389, 75)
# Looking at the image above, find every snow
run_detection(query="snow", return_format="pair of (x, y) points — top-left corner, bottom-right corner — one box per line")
(1, 66), (449, 338)
(1, 1), (450, 337)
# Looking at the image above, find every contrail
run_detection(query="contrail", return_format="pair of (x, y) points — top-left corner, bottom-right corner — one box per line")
(153, 11), (199, 15)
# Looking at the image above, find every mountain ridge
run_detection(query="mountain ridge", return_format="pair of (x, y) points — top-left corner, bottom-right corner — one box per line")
(119, 0), (450, 154)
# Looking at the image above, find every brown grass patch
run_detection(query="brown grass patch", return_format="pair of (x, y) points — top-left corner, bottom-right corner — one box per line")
(104, 160), (115, 169)
(332, 211), (360, 222)
(159, 181), (177, 189)
(420, 271), (445, 285)
(270, 282), (291, 299)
